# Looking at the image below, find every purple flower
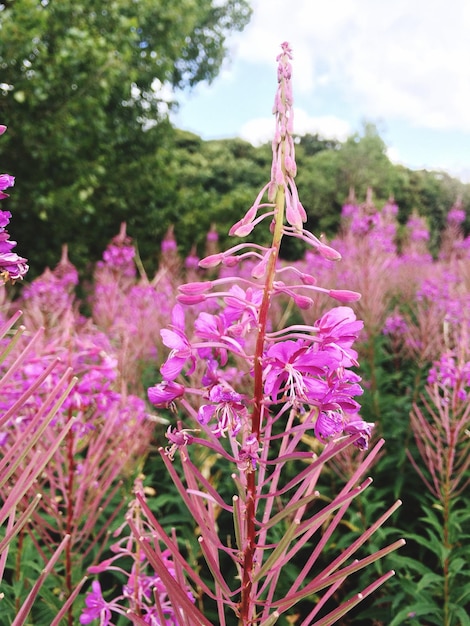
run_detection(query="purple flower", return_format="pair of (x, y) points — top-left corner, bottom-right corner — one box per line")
(148, 380), (185, 408)
(0, 128), (28, 282)
(194, 311), (232, 364)
(0, 210), (11, 228)
(341, 203), (359, 219)
(185, 247), (200, 269)
(383, 312), (408, 336)
(407, 215), (430, 242)
(165, 426), (194, 459)
(447, 206), (465, 225)
(344, 415), (374, 450)
(314, 410), (345, 442)
(198, 384), (247, 437)
(428, 352), (470, 400)
(160, 305), (195, 380)
(0, 250), (29, 282)
(223, 284), (263, 332)
(314, 409), (373, 450)
(238, 434), (260, 471)
(161, 226), (177, 253)
(206, 226), (218, 243)
(264, 341), (336, 404)
(316, 306), (363, 364)
(0, 173), (14, 199)
(80, 581), (112, 625)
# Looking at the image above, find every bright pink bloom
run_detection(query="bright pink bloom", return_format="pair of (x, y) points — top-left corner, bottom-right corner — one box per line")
(314, 410), (344, 442)
(160, 305), (195, 380)
(0, 174), (14, 194)
(238, 434), (260, 471)
(198, 384), (247, 437)
(80, 581), (113, 625)
(316, 306), (363, 364)
(148, 381), (185, 407)
(344, 415), (374, 450)
(264, 341), (336, 404)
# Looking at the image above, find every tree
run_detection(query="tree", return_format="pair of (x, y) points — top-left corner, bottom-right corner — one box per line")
(0, 0), (251, 275)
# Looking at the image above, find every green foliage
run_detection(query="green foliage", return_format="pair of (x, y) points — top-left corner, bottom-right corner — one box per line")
(2, 0), (469, 280)
(0, 0), (251, 276)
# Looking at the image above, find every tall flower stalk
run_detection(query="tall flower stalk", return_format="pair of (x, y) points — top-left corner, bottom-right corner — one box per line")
(406, 320), (470, 626)
(85, 43), (403, 625)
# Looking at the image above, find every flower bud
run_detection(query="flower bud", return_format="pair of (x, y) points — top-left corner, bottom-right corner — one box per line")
(318, 243), (342, 261)
(229, 221), (255, 237)
(176, 293), (206, 305)
(222, 255), (240, 267)
(199, 253), (223, 269)
(178, 281), (212, 295)
(329, 289), (361, 303)
(293, 294), (314, 309)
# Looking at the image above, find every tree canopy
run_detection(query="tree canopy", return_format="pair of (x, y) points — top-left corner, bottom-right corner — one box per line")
(0, 0), (251, 273)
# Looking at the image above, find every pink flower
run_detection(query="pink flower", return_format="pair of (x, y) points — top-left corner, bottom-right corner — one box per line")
(316, 306), (363, 364)
(0, 250), (29, 282)
(238, 434), (260, 471)
(0, 210), (11, 228)
(264, 341), (336, 404)
(344, 415), (374, 450)
(80, 581), (112, 625)
(160, 305), (195, 380)
(198, 384), (247, 437)
(0, 174), (14, 197)
(314, 410), (345, 442)
(0, 127), (28, 281)
(148, 381), (185, 407)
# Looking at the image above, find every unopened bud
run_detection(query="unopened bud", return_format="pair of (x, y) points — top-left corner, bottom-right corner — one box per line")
(300, 273), (316, 285)
(251, 249), (273, 279)
(176, 293), (206, 305)
(179, 282), (212, 295)
(230, 222), (255, 237)
(329, 289), (361, 303)
(318, 243), (342, 261)
(294, 294), (314, 309)
(223, 256), (239, 267)
(199, 253), (223, 269)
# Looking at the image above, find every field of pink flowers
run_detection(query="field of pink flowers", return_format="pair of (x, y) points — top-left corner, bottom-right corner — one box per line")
(1, 45), (469, 626)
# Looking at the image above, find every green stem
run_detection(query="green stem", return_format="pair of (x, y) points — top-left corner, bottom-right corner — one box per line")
(442, 429), (454, 626)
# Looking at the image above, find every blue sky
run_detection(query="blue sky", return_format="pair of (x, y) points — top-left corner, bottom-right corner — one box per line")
(172, 0), (470, 182)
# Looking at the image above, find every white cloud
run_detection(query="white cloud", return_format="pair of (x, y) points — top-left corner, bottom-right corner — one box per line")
(233, 0), (470, 131)
(239, 109), (352, 145)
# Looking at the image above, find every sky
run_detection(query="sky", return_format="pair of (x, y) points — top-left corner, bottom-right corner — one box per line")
(171, 0), (470, 183)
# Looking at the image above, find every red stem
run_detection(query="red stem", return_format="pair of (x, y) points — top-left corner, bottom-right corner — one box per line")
(239, 189), (285, 625)
(239, 47), (289, 623)
(65, 409), (75, 626)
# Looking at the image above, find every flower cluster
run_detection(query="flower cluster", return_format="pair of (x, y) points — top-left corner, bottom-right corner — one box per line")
(446, 198), (465, 226)
(80, 488), (195, 626)
(0, 125), (28, 283)
(148, 43), (372, 467)
(428, 351), (470, 401)
(96, 222), (136, 278)
(20, 245), (78, 330)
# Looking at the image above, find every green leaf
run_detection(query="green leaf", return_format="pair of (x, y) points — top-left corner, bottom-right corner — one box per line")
(389, 604), (442, 626)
